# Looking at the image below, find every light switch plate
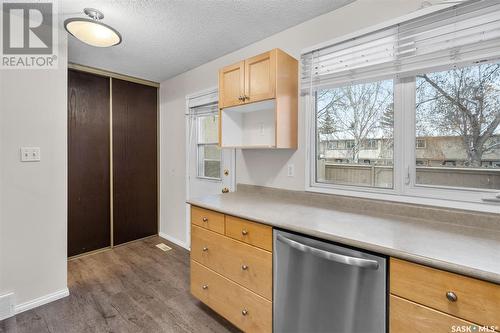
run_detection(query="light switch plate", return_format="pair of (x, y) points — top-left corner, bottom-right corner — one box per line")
(20, 147), (41, 162)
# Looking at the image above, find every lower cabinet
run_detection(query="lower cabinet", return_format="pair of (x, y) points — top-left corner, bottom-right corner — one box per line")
(190, 206), (272, 333)
(190, 205), (500, 333)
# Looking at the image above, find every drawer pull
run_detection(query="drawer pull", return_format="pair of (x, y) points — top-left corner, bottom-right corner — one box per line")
(241, 264), (249, 270)
(241, 229), (248, 236)
(202, 217), (208, 222)
(202, 285), (208, 290)
(202, 247), (208, 252)
(446, 291), (458, 302)
(241, 309), (248, 316)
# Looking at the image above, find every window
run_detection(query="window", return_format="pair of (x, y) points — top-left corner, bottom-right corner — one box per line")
(327, 141), (338, 150)
(415, 63), (500, 189)
(316, 80), (394, 189)
(303, 0), (500, 208)
(416, 139), (426, 149)
(363, 139), (378, 150)
(197, 114), (221, 179)
(345, 140), (355, 149)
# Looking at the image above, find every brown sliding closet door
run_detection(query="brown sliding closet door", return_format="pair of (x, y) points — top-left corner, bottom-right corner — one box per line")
(68, 70), (110, 257)
(112, 79), (158, 245)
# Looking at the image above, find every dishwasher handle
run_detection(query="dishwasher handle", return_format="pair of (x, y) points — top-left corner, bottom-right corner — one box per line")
(276, 234), (379, 270)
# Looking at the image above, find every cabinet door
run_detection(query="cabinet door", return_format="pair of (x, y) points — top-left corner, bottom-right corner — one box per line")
(390, 295), (475, 333)
(112, 79), (158, 245)
(244, 50), (276, 103)
(219, 61), (244, 108)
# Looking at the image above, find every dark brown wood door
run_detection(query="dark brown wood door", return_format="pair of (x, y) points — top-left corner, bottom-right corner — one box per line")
(112, 79), (158, 245)
(68, 70), (110, 257)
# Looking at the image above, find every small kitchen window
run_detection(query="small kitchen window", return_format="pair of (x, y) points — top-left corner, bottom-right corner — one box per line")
(303, 0), (500, 210)
(197, 113), (222, 180)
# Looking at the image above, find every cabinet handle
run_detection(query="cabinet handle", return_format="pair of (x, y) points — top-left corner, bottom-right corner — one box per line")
(241, 264), (248, 270)
(241, 229), (248, 236)
(202, 247), (208, 252)
(202, 217), (208, 222)
(202, 285), (208, 290)
(446, 291), (457, 302)
(241, 309), (248, 316)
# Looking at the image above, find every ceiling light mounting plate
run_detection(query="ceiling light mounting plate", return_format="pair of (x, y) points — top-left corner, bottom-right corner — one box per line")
(84, 8), (104, 21)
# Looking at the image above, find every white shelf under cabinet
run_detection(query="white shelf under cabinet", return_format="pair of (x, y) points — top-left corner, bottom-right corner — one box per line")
(221, 99), (277, 148)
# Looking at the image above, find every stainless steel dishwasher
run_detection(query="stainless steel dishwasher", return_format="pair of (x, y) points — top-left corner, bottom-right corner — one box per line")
(274, 229), (387, 333)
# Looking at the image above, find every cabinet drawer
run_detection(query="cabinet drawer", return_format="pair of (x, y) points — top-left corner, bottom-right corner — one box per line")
(390, 295), (480, 333)
(391, 258), (500, 327)
(191, 225), (272, 300)
(191, 260), (272, 333)
(225, 215), (272, 252)
(191, 206), (224, 234)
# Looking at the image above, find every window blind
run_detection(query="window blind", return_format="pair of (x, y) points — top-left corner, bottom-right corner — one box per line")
(301, 0), (500, 92)
(189, 102), (219, 117)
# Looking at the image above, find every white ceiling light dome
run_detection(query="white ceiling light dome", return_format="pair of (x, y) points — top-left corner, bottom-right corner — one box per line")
(64, 8), (122, 48)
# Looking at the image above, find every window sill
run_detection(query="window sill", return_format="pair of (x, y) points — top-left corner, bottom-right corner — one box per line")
(306, 184), (500, 214)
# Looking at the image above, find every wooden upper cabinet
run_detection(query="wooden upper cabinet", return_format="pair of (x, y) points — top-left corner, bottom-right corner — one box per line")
(218, 48), (298, 149)
(219, 61), (245, 109)
(244, 51), (276, 103)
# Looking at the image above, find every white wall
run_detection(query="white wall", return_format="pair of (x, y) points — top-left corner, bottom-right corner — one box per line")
(0, 24), (68, 310)
(159, 0), (424, 246)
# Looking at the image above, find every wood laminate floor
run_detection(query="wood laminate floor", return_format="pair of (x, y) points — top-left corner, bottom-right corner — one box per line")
(0, 236), (240, 333)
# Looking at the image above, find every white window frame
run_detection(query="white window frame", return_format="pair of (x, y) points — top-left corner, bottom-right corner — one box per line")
(305, 74), (500, 214)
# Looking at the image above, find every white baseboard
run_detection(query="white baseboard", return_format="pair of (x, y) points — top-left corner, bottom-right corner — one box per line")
(158, 232), (190, 250)
(15, 288), (69, 315)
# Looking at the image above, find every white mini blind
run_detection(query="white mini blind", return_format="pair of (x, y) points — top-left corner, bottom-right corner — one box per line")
(189, 102), (218, 117)
(301, 0), (500, 92)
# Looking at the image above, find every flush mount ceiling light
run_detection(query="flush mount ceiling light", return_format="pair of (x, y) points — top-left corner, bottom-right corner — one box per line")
(64, 8), (122, 47)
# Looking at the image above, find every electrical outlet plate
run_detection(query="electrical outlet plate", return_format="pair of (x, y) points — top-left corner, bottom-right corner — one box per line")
(155, 243), (172, 252)
(20, 147), (41, 162)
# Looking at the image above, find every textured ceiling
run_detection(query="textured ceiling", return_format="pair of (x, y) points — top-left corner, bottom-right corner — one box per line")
(62, 0), (354, 82)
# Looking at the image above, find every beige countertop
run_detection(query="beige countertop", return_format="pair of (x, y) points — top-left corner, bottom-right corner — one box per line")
(188, 185), (500, 284)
